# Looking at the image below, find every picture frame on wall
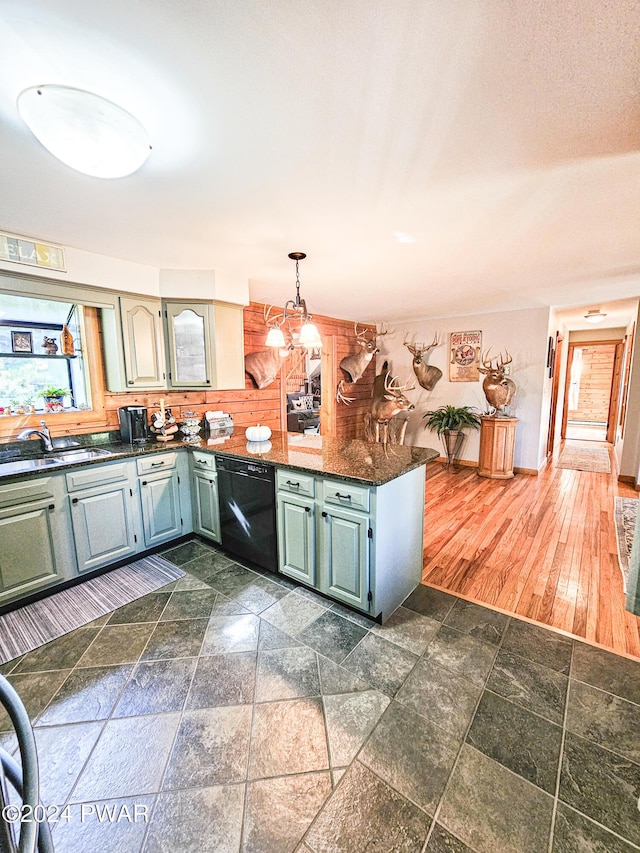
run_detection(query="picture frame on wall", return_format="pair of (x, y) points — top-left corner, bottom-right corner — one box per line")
(546, 336), (553, 369)
(11, 330), (33, 353)
(449, 330), (482, 381)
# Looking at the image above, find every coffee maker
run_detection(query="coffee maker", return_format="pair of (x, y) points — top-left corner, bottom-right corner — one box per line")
(118, 406), (150, 445)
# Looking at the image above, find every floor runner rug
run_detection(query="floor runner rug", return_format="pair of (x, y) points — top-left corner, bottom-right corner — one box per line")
(614, 496), (638, 593)
(556, 445), (611, 473)
(0, 555), (184, 665)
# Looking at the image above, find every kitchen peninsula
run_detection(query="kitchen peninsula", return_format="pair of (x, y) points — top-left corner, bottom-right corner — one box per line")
(0, 431), (438, 622)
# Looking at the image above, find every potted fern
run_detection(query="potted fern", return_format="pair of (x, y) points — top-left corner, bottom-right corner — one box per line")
(422, 405), (481, 468)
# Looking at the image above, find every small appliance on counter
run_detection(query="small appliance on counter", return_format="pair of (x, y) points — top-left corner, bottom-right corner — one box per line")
(118, 406), (150, 445)
(204, 410), (234, 444)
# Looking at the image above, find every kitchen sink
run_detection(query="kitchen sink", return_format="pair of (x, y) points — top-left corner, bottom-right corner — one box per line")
(0, 447), (114, 476)
(0, 457), (66, 476)
(51, 448), (113, 463)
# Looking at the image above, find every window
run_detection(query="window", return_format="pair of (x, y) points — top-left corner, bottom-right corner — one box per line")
(0, 293), (90, 414)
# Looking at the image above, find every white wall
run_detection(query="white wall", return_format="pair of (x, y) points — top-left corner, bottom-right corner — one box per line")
(0, 238), (249, 305)
(377, 306), (551, 472)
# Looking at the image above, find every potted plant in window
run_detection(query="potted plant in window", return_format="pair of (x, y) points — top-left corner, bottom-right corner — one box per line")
(422, 404), (481, 468)
(43, 385), (70, 413)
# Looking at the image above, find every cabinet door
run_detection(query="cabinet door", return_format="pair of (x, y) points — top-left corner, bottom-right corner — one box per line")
(164, 302), (214, 388)
(139, 470), (182, 548)
(0, 499), (60, 597)
(277, 492), (315, 585)
(192, 471), (221, 543)
(120, 297), (166, 388)
(70, 484), (137, 572)
(319, 505), (370, 612)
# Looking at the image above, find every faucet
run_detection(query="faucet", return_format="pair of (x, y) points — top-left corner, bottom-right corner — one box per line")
(17, 420), (54, 452)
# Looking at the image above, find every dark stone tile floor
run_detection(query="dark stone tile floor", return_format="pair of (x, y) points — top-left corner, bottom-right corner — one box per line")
(1, 538), (640, 852)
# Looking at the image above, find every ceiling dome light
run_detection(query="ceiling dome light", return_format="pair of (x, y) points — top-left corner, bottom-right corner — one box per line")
(17, 85), (151, 179)
(584, 309), (607, 324)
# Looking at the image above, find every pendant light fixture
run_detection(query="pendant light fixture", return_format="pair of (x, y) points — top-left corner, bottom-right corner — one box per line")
(265, 252), (322, 348)
(584, 309), (607, 324)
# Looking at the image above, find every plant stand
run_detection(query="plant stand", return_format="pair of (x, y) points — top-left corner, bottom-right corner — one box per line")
(478, 416), (518, 479)
(442, 429), (465, 469)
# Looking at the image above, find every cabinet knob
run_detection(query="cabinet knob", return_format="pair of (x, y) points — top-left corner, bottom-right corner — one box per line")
(128, 380), (134, 385)
(71, 497), (79, 504)
(321, 511), (327, 518)
(48, 503), (55, 511)
(305, 506), (311, 513)
(142, 480), (148, 486)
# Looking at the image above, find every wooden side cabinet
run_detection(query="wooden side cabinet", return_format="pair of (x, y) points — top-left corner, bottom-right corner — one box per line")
(478, 416), (518, 479)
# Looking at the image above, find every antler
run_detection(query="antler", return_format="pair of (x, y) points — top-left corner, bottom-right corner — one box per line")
(384, 373), (416, 393)
(479, 349), (511, 374)
(336, 380), (356, 405)
(376, 322), (389, 337)
(264, 304), (285, 328)
(403, 335), (419, 357)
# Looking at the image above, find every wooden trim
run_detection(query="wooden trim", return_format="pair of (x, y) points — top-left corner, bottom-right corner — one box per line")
(606, 342), (624, 443)
(320, 335), (336, 437)
(546, 332), (563, 456)
(429, 455), (540, 476)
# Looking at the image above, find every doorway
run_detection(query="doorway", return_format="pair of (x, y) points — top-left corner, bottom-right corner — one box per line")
(561, 340), (624, 443)
(281, 347), (322, 441)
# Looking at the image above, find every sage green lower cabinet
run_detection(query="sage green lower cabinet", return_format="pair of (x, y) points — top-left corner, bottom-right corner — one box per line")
(276, 464), (426, 621)
(0, 475), (75, 605)
(318, 504), (369, 611)
(67, 462), (138, 573)
(191, 452), (221, 543)
(137, 452), (189, 548)
(277, 492), (315, 585)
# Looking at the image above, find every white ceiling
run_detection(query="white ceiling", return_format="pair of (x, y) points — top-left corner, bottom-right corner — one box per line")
(1, 0), (639, 323)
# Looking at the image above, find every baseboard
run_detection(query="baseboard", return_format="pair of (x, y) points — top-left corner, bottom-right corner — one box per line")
(430, 456), (538, 476)
(618, 474), (639, 488)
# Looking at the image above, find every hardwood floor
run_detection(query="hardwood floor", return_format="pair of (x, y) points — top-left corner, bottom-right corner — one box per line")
(422, 440), (640, 660)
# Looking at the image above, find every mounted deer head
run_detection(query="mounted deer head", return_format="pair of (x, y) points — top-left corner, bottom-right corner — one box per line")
(477, 350), (516, 412)
(336, 322), (389, 405)
(244, 305), (293, 389)
(365, 361), (415, 451)
(403, 333), (443, 391)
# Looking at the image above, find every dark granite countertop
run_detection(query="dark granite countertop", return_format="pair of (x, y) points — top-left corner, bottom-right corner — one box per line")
(191, 431), (439, 486)
(0, 431), (438, 487)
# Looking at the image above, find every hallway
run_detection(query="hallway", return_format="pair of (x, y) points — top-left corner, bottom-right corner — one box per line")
(422, 440), (640, 661)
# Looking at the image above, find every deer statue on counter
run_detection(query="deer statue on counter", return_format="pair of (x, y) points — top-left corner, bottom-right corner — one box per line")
(244, 306), (294, 389)
(336, 322), (388, 405)
(364, 360), (415, 451)
(477, 350), (516, 414)
(403, 333), (443, 391)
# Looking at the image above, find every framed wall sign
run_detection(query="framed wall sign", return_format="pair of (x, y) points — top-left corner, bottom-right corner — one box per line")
(11, 330), (33, 353)
(449, 330), (481, 381)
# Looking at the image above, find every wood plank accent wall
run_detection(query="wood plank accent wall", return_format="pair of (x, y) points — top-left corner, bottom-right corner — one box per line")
(567, 343), (616, 423)
(0, 302), (375, 441)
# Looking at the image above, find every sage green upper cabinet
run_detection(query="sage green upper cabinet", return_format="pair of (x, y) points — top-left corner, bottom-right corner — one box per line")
(164, 301), (214, 389)
(120, 297), (166, 388)
(102, 296), (167, 391)
(163, 300), (245, 390)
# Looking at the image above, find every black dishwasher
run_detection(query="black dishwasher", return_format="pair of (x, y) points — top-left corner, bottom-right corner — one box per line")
(216, 456), (278, 572)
